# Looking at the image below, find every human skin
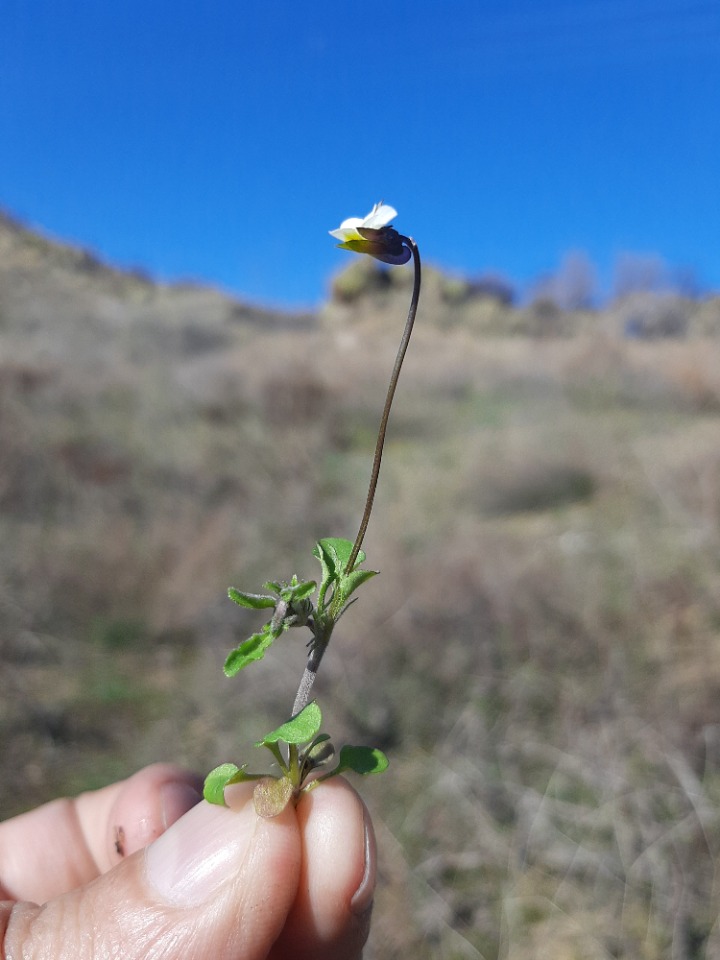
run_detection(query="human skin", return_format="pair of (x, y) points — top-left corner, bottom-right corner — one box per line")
(0, 763), (375, 959)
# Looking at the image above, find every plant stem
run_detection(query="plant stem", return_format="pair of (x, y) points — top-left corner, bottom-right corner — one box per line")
(290, 237), (421, 719)
(291, 635), (328, 716)
(345, 237), (422, 574)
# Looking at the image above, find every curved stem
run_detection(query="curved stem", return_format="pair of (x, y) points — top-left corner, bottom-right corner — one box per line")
(291, 239), (421, 719)
(345, 237), (421, 574)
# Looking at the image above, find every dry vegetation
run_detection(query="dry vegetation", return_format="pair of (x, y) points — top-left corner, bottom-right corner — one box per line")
(3, 210), (720, 958)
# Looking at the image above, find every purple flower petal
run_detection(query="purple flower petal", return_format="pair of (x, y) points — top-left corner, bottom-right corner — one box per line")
(372, 246), (412, 265)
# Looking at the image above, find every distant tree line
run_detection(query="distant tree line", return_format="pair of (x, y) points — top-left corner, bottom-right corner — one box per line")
(529, 250), (705, 311)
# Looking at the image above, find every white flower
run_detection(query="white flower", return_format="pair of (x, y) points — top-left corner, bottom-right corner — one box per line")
(329, 202), (399, 243)
(329, 202), (411, 265)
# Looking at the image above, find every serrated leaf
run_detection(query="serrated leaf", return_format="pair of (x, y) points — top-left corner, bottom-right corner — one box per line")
(228, 587), (276, 609)
(253, 775), (294, 818)
(223, 625), (276, 675)
(258, 701), (323, 746)
(334, 745), (389, 776)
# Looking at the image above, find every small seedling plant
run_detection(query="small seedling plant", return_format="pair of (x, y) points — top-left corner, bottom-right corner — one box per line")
(204, 203), (422, 817)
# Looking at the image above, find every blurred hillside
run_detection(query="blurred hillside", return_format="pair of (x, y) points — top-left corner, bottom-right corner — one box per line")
(3, 211), (720, 958)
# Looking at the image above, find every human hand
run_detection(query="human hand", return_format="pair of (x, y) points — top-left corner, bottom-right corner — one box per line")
(0, 762), (376, 959)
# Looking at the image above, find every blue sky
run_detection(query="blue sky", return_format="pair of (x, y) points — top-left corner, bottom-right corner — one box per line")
(1, 1), (718, 307)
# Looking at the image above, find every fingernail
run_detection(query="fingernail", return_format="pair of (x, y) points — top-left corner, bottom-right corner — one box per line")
(146, 797), (256, 906)
(160, 779), (203, 829)
(350, 805), (376, 917)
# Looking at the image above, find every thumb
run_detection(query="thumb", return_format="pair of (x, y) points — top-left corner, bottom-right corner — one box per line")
(1, 785), (302, 960)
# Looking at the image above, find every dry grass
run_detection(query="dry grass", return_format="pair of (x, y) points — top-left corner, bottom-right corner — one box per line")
(4, 214), (720, 956)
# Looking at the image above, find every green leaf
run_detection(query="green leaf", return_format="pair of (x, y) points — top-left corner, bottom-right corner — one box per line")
(314, 539), (375, 611)
(338, 568), (378, 605)
(263, 580), (283, 594)
(282, 579), (317, 602)
(314, 538), (365, 583)
(253, 775), (295, 818)
(204, 763), (240, 804)
(258, 701), (323, 746)
(228, 587), (276, 609)
(334, 745), (389, 776)
(312, 541), (334, 595)
(314, 538), (368, 608)
(321, 537), (365, 570)
(203, 762), (262, 805)
(223, 625), (276, 675)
